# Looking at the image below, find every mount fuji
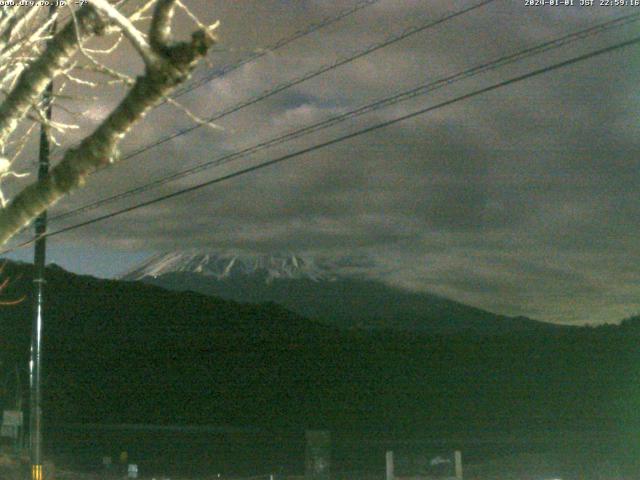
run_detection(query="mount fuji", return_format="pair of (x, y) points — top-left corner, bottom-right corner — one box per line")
(121, 250), (563, 334)
(121, 251), (346, 282)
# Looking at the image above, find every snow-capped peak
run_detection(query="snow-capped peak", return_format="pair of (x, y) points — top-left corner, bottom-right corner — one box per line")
(120, 250), (366, 282)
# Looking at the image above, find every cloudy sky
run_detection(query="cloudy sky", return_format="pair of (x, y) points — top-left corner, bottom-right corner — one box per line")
(3, 0), (640, 325)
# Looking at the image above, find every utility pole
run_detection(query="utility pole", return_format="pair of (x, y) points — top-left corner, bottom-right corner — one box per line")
(30, 5), (56, 480)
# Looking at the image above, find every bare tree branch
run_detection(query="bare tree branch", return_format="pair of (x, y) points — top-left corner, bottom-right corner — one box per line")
(0, 5), (107, 149)
(87, 0), (159, 67)
(150, 0), (176, 50)
(0, 0), (217, 246)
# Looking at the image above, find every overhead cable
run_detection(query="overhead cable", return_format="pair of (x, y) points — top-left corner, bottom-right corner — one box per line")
(5, 33), (638, 254)
(49, 11), (640, 224)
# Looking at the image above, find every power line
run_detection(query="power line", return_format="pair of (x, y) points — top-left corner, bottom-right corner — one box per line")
(48, 0), (496, 221)
(67, 0), (496, 168)
(5, 33), (639, 255)
(62, 1), (381, 98)
(171, 0), (382, 99)
(49, 11), (640, 224)
(48, 0), (382, 163)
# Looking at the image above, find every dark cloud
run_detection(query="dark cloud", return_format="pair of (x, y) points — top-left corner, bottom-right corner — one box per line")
(6, 0), (639, 325)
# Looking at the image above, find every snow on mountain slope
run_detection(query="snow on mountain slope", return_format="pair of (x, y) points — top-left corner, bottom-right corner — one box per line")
(120, 250), (372, 283)
(119, 250), (562, 334)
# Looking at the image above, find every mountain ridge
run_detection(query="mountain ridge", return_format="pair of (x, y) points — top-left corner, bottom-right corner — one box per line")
(121, 250), (376, 282)
(0, 258), (634, 434)
(122, 250), (566, 334)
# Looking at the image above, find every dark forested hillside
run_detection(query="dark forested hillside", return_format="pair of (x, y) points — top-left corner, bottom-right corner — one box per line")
(131, 271), (564, 335)
(0, 260), (638, 437)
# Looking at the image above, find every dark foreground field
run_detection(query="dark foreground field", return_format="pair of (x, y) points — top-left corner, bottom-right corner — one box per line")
(2, 426), (638, 480)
